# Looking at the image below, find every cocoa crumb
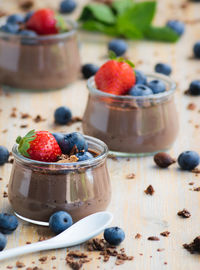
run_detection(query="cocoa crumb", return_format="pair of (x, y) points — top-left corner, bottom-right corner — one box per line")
(68, 251), (88, 258)
(26, 241), (31, 244)
(148, 236), (160, 241)
(38, 256), (47, 263)
(19, 0), (34, 10)
(187, 103), (196, 110)
(6, 267), (13, 269)
(8, 158), (14, 164)
(195, 125), (199, 129)
(66, 117), (82, 126)
(157, 248), (165, 252)
(126, 173), (135, 179)
(2, 129), (8, 133)
(177, 209), (191, 218)
(20, 124), (28, 128)
(3, 191), (8, 198)
(107, 154), (118, 161)
(21, 113), (30, 119)
(38, 236), (47, 241)
(0, 10), (7, 17)
(144, 185), (154, 195)
(192, 168), (200, 174)
(33, 115), (46, 123)
(160, 231), (170, 237)
(193, 187), (200, 191)
(183, 236), (200, 254)
(189, 182), (194, 185)
(164, 262), (168, 265)
(10, 112), (17, 118)
(135, 233), (142, 239)
(16, 261), (25, 268)
(115, 259), (124, 265)
(0, 177), (2, 180)
(154, 152), (176, 168)
(51, 256), (56, 260)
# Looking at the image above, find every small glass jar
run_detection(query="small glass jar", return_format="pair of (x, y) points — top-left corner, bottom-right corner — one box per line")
(83, 73), (179, 157)
(8, 136), (111, 225)
(0, 19), (80, 91)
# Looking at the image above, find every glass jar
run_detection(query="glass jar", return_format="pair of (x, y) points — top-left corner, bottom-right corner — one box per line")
(0, 19), (80, 91)
(8, 136), (111, 225)
(83, 73), (179, 157)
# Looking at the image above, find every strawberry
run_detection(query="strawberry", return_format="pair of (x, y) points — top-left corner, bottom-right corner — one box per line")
(16, 130), (62, 162)
(26, 9), (58, 35)
(95, 58), (136, 95)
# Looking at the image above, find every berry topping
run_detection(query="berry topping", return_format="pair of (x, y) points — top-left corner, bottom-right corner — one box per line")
(95, 57), (136, 95)
(49, 211), (73, 234)
(194, 41), (200, 59)
(52, 132), (65, 145)
(16, 130), (62, 162)
(82, 64), (99, 79)
(0, 213), (18, 234)
(76, 151), (93, 161)
(189, 80), (200, 96)
(1, 23), (19, 34)
(54, 106), (72, 125)
(19, 30), (37, 37)
(129, 84), (153, 96)
(104, 227), (125, 245)
(108, 39), (128, 56)
(148, 79), (166, 94)
(0, 146), (9, 166)
(135, 70), (147, 85)
(60, 0), (77, 14)
(7, 14), (25, 24)
(26, 9), (58, 35)
(166, 20), (185, 36)
(155, 63), (172, 76)
(0, 233), (7, 251)
(178, 151), (200, 171)
(58, 132), (88, 155)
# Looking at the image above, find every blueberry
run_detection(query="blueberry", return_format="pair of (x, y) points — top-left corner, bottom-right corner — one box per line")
(135, 70), (147, 85)
(59, 132), (88, 154)
(104, 227), (125, 245)
(193, 41), (200, 59)
(178, 151), (200, 170)
(166, 20), (185, 36)
(82, 64), (99, 79)
(155, 63), (172, 76)
(0, 213), (18, 234)
(108, 39), (128, 56)
(7, 14), (25, 24)
(49, 211), (73, 234)
(189, 80), (200, 95)
(19, 30), (37, 37)
(0, 233), (7, 251)
(0, 146), (9, 166)
(24, 11), (34, 22)
(129, 84), (153, 96)
(54, 106), (72, 125)
(1, 23), (19, 34)
(76, 151), (93, 161)
(52, 132), (64, 146)
(148, 80), (166, 94)
(60, 0), (77, 14)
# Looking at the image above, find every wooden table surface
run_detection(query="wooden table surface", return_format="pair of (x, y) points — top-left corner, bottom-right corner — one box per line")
(0, 0), (200, 269)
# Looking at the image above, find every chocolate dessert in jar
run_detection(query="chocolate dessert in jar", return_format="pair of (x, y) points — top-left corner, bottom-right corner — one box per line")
(8, 130), (111, 225)
(0, 9), (80, 90)
(82, 58), (179, 156)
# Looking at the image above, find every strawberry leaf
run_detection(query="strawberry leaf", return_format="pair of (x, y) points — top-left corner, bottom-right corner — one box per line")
(56, 15), (68, 33)
(16, 130), (36, 157)
(108, 51), (135, 68)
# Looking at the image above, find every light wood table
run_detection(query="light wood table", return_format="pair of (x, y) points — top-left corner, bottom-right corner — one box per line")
(0, 0), (200, 269)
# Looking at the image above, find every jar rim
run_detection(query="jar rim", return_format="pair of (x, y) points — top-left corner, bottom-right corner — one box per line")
(87, 73), (176, 101)
(12, 135), (108, 169)
(0, 18), (78, 41)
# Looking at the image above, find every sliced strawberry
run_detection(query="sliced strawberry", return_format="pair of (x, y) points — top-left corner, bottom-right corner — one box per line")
(26, 9), (58, 35)
(16, 130), (62, 162)
(95, 60), (136, 95)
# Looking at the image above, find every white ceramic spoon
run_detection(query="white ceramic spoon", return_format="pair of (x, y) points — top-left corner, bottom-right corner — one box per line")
(0, 211), (113, 261)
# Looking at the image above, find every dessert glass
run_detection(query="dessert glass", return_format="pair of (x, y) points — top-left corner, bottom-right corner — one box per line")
(0, 19), (80, 91)
(83, 73), (179, 157)
(8, 136), (111, 225)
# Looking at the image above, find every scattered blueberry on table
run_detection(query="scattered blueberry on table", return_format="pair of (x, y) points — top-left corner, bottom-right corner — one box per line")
(155, 63), (172, 76)
(129, 84), (153, 96)
(108, 39), (128, 56)
(82, 64), (99, 79)
(193, 41), (200, 59)
(0, 213), (18, 234)
(76, 151), (93, 161)
(0, 146), (9, 166)
(178, 151), (200, 171)
(60, 0), (77, 14)
(0, 233), (7, 251)
(49, 211), (73, 234)
(148, 79), (166, 94)
(166, 20), (185, 36)
(135, 70), (147, 85)
(188, 80), (200, 95)
(54, 106), (72, 125)
(104, 227), (125, 245)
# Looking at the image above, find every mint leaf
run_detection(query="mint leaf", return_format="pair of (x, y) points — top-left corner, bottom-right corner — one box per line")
(112, 0), (133, 15)
(56, 15), (68, 33)
(79, 3), (116, 25)
(144, 26), (180, 42)
(82, 20), (118, 36)
(116, 1), (156, 38)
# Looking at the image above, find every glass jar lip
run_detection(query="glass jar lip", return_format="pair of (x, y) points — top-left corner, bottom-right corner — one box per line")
(87, 73), (176, 101)
(12, 135), (108, 168)
(0, 18), (78, 41)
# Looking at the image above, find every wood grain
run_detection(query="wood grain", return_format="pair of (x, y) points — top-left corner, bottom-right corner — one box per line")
(0, 0), (200, 269)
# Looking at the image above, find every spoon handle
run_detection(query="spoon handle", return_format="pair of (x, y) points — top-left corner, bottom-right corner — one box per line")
(0, 240), (56, 261)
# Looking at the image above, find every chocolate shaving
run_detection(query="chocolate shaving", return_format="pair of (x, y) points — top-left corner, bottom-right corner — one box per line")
(148, 236), (160, 241)
(177, 209), (191, 218)
(144, 185), (154, 195)
(183, 236), (200, 254)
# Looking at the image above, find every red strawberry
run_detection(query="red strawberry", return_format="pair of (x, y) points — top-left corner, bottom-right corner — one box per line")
(26, 9), (58, 35)
(95, 60), (136, 95)
(16, 130), (62, 162)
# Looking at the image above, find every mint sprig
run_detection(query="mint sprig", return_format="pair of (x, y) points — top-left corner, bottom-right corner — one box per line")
(16, 130), (36, 157)
(109, 50), (135, 68)
(56, 15), (68, 33)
